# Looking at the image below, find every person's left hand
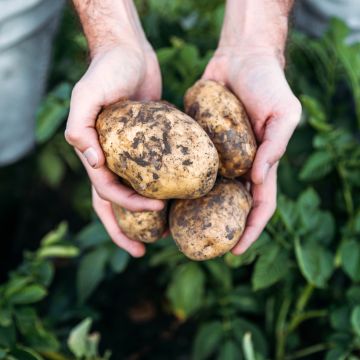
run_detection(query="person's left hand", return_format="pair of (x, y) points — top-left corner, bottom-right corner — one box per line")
(202, 47), (302, 255)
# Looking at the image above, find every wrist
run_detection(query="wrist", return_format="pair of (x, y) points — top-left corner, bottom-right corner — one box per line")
(73, 0), (149, 58)
(219, 0), (292, 67)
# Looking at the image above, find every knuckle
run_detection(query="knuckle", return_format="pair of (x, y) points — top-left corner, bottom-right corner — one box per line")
(95, 186), (109, 202)
(64, 128), (81, 146)
(71, 81), (88, 100)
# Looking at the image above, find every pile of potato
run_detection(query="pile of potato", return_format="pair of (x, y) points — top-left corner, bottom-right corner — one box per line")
(96, 80), (257, 260)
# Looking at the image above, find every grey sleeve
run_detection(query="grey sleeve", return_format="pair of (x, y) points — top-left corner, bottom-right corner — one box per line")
(0, 0), (64, 166)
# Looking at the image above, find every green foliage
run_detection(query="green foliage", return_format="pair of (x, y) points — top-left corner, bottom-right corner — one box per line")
(1, 3), (360, 360)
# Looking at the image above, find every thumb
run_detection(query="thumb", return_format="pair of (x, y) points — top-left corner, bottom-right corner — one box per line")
(65, 82), (105, 169)
(251, 104), (301, 185)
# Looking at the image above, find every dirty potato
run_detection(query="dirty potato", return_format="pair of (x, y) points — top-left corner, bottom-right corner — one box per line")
(96, 100), (219, 199)
(113, 203), (167, 243)
(169, 178), (252, 260)
(184, 79), (257, 178)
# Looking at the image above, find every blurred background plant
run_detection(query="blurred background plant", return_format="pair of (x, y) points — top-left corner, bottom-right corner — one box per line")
(0, 1), (360, 359)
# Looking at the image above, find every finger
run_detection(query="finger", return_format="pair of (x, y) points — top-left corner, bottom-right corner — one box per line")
(65, 80), (105, 169)
(251, 100), (301, 185)
(232, 163), (278, 255)
(77, 149), (164, 212)
(92, 187), (146, 257)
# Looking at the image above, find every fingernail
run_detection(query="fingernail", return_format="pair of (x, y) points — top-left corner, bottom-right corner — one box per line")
(262, 162), (271, 183)
(83, 147), (98, 168)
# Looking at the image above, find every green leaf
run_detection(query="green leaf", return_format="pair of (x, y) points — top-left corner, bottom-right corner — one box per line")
(228, 287), (261, 314)
(277, 195), (299, 232)
(307, 211), (335, 244)
(157, 47), (176, 64)
(32, 260), (54, 287)
(0, 325), (16, 348)
(225, 232), (271, 268)
(225, 252), (257, 268)
(351, 306), (360, 337)
(0, 307), (11, 327)
(0, 349), (6, 359)
(77, 247), (109, 304)
(252, 244), (290, 290)
(8, 347), (43, 360)
(217, 339), (242, 360)
(330, 307), (351, 331)
(149, 244), (185, 267)
(67, 318), (92, 358)
(295, 239), (334, 288)
(76, 222), (110, 249)
(109, 247), (130, 273)
(192, 321), (223, 360)
(41, 222), (68, 246)
(340, 240), (360, 281)
(298, 188), (321, 210)
(347, 286), (360, 306)
(205, 259), (232, 291)
(297, 188), (323, 234)
(36, 83), (70, 144)
(14, 307), (59, 351)
(300, 151), (334, 181)
(166, 263), (205, 320)
(38, 149), (65, 188)
(37, 245), (79, 259)
(325, 348), (348, 360)
(4, 277), (31, 299)
(9, 285), (47, 305)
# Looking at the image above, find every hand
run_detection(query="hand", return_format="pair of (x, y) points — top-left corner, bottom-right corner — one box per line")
(65, 43), (164, 257)
(202, 49), (301, 254)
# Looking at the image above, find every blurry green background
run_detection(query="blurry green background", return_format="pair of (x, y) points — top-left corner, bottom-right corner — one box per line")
(0, 1), (360, 359)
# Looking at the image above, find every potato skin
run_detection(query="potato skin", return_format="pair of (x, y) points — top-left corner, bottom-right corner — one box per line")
(184, 79), (257, 178)
(113, 203), (167, 243)
(96, 100), (219, 199)
(169, 178), (252, 261)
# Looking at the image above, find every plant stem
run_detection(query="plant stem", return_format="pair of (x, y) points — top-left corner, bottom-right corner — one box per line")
(276, 297), (292, 360)
(295, 283), (314, 314)
(288, 310), (328, 333)
(284, 343), (330, 360)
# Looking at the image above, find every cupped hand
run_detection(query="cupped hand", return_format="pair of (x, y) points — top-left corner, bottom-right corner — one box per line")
(202, 48), (302, 254)
(65, 43), (164, 257)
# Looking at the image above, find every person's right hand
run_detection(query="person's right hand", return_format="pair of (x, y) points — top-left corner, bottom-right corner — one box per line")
(65, 43), (164, 257)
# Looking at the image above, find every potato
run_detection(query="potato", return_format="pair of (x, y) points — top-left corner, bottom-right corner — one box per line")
(184, 79), (257, 178)
(169, 178), (252, 260)
(96, 100), (219, 199)
(113, 203), (168, 243)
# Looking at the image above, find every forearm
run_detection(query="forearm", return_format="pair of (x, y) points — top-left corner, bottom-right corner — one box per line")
(219, 0), (294, 63)
(72, 0), (147, 56)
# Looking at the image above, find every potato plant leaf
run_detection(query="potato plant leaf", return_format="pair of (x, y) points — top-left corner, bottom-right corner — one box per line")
(351, 306), (360, 337)
(192, 321), (223, 360)
(77, 247), (109, 304)
(295, 239), (334, 288)
(252, 244), (290, 290)
(340, 240), (360, 281)
(166, 263), (205, 320)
